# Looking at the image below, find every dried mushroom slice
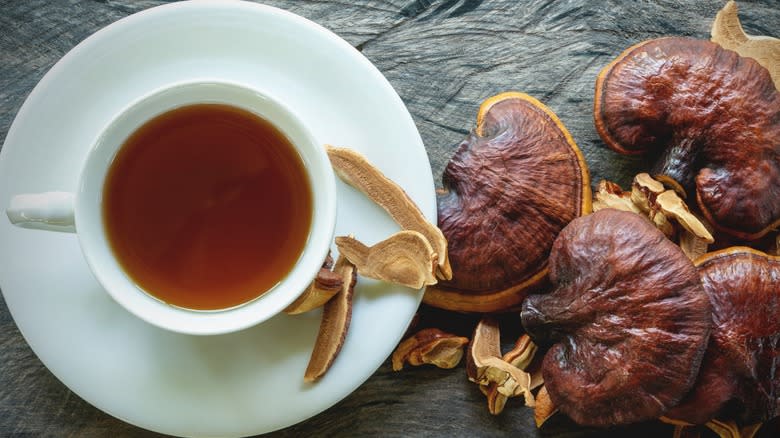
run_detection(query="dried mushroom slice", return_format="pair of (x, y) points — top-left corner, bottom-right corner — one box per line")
(335, 231), (437, 289)
(284, 253), (343, 315)
(391, 328), (468, 371)
(595, 37), (780, 240)
(593, 180), (641, 214)
(485, 334), (539, 415)
(534, 386), (557, 428)
(326, 145), (451, 280)
(666, 248), (780, 425)
(426, 92), (591, 313)
(521, 209), (712, 427)
(304, 256), (357, 383)
(466, 317), (535, 407)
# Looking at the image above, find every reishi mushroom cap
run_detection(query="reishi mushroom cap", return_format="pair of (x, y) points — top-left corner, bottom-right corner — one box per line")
(424, 92), (591, 313)
(666, 247), (780, 425)
(521, 209), (712, 427)
(594, 37), (780, 240)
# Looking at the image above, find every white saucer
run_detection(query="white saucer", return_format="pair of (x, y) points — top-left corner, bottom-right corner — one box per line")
(0, 1), (433, 436)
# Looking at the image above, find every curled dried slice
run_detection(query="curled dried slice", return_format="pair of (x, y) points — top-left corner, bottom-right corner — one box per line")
(631, 174), (675, 237)
(391, 328), (468, 371)
(705, 419), (741, 438)
(335, 231), (437, 289)
(680, 229), (711, 261)
(712, 0), (780, 89)
(284, 254), (343, 315)
(485, 334), (539, 415)
(304, 256), (357, 383)
(521, 209), (711, 427)
(593, 180), (641, 214)
(632, 172), (666, 209)
(326, 145), (451, 280)
(466, 317), (535, 407)
(534, 386), (557, 428)
(656, 190), (714, 243)
(595, 174), (713, 259)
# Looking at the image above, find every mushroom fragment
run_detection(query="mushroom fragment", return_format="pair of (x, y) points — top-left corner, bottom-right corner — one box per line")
(325, 145), (451, 280)
(655, 191), (713, 244)
(427, 92), (591, 313)
(284, 254), (343, 315)
(592, 180), (640, 214)
(711, 0), (780, 89)
(521, 209), (712, 427)
(335, 230), (437, 289)
(705, 419), (741, 438)
(665, 248), (780, 425)
(593, 174), (713, 259)
(466, 317), (535, 407)
(679, 230), (710, 261)
(304, 256), (357, 383)
(594, 37), (780, 240)
(485, 334), (540, 415)
(534, 386), (558, 428)
(632, 173), (675, 238)
(391, 328), (469, 371)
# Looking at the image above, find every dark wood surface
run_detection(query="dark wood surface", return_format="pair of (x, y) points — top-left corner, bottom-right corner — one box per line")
(1, 1), (778, 437)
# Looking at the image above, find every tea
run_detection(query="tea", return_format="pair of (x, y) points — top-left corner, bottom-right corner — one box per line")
(103, 103), (313, 311)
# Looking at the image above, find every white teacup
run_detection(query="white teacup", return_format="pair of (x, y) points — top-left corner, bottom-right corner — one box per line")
(6, 81), (337, 335)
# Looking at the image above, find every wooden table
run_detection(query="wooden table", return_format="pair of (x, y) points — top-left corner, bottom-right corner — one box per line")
(1, 1), (778, 436)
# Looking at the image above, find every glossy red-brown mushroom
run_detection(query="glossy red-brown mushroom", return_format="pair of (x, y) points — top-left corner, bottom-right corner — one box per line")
(521, 209), (712, 427)
(665, 247), (780, 425)
(594, 37), (780, 240)
(425, 92), (591, 313)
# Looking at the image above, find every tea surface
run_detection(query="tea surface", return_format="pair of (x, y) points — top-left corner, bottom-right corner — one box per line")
(103, 103), (312, 310)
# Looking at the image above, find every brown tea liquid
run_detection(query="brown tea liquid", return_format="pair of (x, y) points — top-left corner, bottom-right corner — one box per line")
(103, 104), (313, 311)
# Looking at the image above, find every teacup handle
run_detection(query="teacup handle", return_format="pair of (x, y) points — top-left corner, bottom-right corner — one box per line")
(6, 192), (76, 233)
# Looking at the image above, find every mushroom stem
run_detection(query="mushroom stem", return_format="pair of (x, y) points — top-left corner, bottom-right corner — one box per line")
(651, 136), (700, 197)
(520, 287), (580, 345)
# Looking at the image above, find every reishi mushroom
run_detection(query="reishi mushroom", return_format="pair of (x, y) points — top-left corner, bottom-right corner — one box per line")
(521, 209), (712, 427)
(665, 247), (780, 425)
(594, 37), (780, 240)
(425, 92), (591, 313)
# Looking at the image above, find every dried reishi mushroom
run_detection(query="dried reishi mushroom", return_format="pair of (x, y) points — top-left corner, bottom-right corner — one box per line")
(593, 174), (713, 260)
(521, 209), (712, 427)
(594, 37), (780, 240)
(325, 145), (451, 280)
(335, 230), (437, 289)
(665, 248), (780, 425)
(712, 1), (780, 89)
(631, 173), (676, 237)
(485, 334), (539, 415)
(391, 328), (468, 371)
(656, 190), (714, 244)
(680, 230), (711, 261)
(426, 92), (591, 313)
(304, 256), (357, 383)
(466, 317), (535, 407)
(592, 180), (641, 214)
(705, 419), (742, 438)
(534, 386), (558, 428)
(284, 253), (343, 315)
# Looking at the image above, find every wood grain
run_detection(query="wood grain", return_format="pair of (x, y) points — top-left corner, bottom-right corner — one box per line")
(1, 1), (779, 437)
